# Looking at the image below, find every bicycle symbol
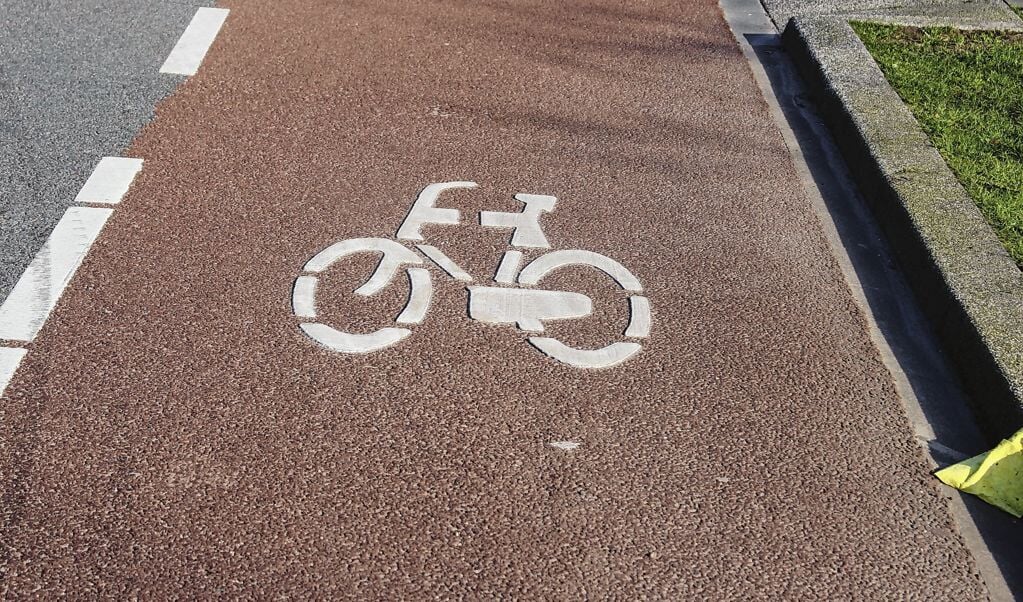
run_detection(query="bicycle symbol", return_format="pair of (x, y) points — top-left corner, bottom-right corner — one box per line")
(291, 182), (651, 369)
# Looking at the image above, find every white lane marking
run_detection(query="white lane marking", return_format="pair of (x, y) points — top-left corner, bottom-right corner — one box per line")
(396, 268), (432, 325)
(160, 7), (230, 76)
(467, 286), (591, 333)
(292, 276), (318, 318)
(416, 245), (472, 282)
(300, 322), (411, 354)
(396, 181), (477, 241)
(625, 295), (651, 338)
(518, 249), (643, 292)
(73, 157), (144, 204)
(549, 441), (581, 451)
(0, 207), (112, 342)
(480, 193), (557, 248)
(303, 238), (422, 296)
(0, 347), (28, 398)
(528, 338), (642, 369)
(494, 250), (523, 284)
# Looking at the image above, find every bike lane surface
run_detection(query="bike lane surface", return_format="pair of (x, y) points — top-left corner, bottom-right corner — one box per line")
(0, 1), (987, 597)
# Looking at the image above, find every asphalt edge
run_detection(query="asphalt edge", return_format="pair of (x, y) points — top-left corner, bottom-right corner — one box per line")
(780, 16), (1023, 443)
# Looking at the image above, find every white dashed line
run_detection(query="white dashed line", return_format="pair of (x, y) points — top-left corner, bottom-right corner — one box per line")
(0, 207), (113, 342)
(0, 347), (27, 397)
(160, 7), (230, 76)
(74, 157), (144, 204)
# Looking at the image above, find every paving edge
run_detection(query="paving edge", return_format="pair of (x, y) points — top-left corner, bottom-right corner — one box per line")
(781, 16), (1023, 442)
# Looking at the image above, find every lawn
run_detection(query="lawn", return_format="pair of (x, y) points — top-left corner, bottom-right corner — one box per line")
(853, 22), (1023, 269)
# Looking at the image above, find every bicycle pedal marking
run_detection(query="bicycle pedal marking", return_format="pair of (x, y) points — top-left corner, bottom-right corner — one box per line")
(292, 182), (653, 369)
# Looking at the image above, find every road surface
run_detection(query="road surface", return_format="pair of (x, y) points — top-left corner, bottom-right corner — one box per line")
(0, 0), (990, 598)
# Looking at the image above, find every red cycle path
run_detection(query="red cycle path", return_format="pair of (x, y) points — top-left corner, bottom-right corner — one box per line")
(0, 0), (986, 597)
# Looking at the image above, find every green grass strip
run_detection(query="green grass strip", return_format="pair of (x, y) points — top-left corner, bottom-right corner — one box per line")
(853, 22), (1023, 269)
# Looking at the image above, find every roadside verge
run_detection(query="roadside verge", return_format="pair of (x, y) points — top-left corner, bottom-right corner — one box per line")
(782, 16), (1023, 441)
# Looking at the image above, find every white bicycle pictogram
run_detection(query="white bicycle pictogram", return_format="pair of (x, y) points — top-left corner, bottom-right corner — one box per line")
(291, 182), (651, 369)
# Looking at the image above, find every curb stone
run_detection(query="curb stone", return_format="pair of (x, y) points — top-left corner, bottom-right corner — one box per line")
(763, 0), (1021, 29)
(781, 16), (1023, 441)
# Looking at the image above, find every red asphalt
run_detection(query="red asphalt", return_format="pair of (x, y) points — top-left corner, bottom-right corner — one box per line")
(0, 1), (987, 598)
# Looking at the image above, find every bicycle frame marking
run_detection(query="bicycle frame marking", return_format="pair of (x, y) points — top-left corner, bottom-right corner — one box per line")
(292, 182), (652, 369)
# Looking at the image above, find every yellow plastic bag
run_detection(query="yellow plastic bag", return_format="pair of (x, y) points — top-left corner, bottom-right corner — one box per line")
(935, 428), (1023, 518)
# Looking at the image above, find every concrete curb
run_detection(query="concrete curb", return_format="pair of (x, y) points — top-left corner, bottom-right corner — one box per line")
(781, 16), (1023, 441)
(764, 0), (1022, 30)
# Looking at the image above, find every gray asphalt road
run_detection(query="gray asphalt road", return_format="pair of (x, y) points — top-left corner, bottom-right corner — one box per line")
(0, 0), (210, 303)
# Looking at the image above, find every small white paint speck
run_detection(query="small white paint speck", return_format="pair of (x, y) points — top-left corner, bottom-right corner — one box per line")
(549, 441), (581, 451)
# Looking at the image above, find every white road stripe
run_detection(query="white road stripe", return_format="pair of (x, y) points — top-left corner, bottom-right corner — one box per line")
(74, 157), (144, 204)
(0, 347), (27, 397)
(0, 207), (113, 342)
(160, 7), (229, 76)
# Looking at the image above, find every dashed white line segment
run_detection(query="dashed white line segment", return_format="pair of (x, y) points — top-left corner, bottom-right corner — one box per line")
(0, 347), (28, 397)
(0, 207), (113, 342)
(74, 157), (144, 204)
(160, 7), (230, 76)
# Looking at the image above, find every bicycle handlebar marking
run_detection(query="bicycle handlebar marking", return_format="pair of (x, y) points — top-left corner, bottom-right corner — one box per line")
(292, 182), (652, 369)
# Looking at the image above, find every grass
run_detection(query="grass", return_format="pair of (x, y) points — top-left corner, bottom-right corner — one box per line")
(853, 22), (1023, 269)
